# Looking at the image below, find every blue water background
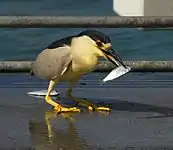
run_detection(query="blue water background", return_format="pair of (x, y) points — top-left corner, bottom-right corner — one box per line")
(0, 0), (172, 61)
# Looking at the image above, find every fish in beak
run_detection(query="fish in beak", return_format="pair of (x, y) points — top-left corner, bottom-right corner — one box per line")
(100, 48), (127, 68)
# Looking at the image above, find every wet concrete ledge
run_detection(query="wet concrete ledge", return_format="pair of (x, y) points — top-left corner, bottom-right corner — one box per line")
(0, 72), (173, 150)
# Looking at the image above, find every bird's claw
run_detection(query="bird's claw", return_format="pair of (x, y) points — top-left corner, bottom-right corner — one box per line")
(53, 105), (81, 114)
(88, 106), (111, 112)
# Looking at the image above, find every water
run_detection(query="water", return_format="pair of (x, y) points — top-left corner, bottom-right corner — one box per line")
(0, 0), (173, 61)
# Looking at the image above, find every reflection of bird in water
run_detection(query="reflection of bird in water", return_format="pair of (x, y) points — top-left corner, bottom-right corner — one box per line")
(30, 29), (127, 114)
(29, 111), (89, 150)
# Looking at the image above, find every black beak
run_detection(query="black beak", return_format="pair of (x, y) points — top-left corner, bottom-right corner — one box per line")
(100, 48), (127, 68)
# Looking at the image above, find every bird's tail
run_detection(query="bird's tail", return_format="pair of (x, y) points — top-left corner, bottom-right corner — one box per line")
(30, 70), (35, 76)
(29, 70), (35, 80)
(29, 63), (35, 79)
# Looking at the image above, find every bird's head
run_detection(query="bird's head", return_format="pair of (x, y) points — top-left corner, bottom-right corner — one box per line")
(77, 30), (127, 68)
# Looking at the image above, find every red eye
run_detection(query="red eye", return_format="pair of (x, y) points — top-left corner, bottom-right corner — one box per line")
(96, 41), (102, 47)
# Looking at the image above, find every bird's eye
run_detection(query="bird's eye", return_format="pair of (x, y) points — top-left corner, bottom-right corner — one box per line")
(96, 41), (102, 47)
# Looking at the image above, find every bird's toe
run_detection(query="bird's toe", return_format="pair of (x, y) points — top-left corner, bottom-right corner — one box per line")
(54, 105), (81, 114)
(88, 106), (111, 112)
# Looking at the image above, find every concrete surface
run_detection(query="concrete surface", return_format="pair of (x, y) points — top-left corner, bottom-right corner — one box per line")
(1, 72), (173, 150)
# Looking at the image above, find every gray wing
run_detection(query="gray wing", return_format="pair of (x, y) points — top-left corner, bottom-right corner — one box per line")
(31, 46), (72, 80)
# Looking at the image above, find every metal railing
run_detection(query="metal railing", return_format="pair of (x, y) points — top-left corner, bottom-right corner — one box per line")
(0, 61), (172, 73)
(0, 16), (173, 73)
(0, 16), (173, 28)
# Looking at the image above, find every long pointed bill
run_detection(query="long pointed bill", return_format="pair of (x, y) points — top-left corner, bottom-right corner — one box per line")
(100, 48), (127, 68)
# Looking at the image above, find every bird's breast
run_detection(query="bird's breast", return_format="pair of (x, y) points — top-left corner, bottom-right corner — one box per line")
(72, 56), (99, 73)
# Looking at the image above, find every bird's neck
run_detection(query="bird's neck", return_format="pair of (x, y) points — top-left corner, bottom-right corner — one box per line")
(70, 36), (100, 73)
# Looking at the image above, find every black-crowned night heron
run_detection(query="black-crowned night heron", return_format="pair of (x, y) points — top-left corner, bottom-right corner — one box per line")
(30, 30), (127, 113)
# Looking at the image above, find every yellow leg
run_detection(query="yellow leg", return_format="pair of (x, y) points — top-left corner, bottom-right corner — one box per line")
(45, 80), (80, 113)
(66, 80), (111, 112)
(66, 80), (77, 97)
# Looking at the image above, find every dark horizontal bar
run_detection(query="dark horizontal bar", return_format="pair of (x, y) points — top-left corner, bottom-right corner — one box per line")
(0, 61), (173, 73)
(0, 16), (173, 28)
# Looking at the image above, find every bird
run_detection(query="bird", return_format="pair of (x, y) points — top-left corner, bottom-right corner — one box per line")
(30, 29), (127, 114)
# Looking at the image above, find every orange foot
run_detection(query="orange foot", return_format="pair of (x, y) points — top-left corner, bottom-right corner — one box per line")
(88, 106), (111, 112)
(54, 105), (81, 114)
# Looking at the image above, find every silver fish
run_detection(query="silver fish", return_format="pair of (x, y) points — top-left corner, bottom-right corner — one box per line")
(102, 66), (131, 82)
